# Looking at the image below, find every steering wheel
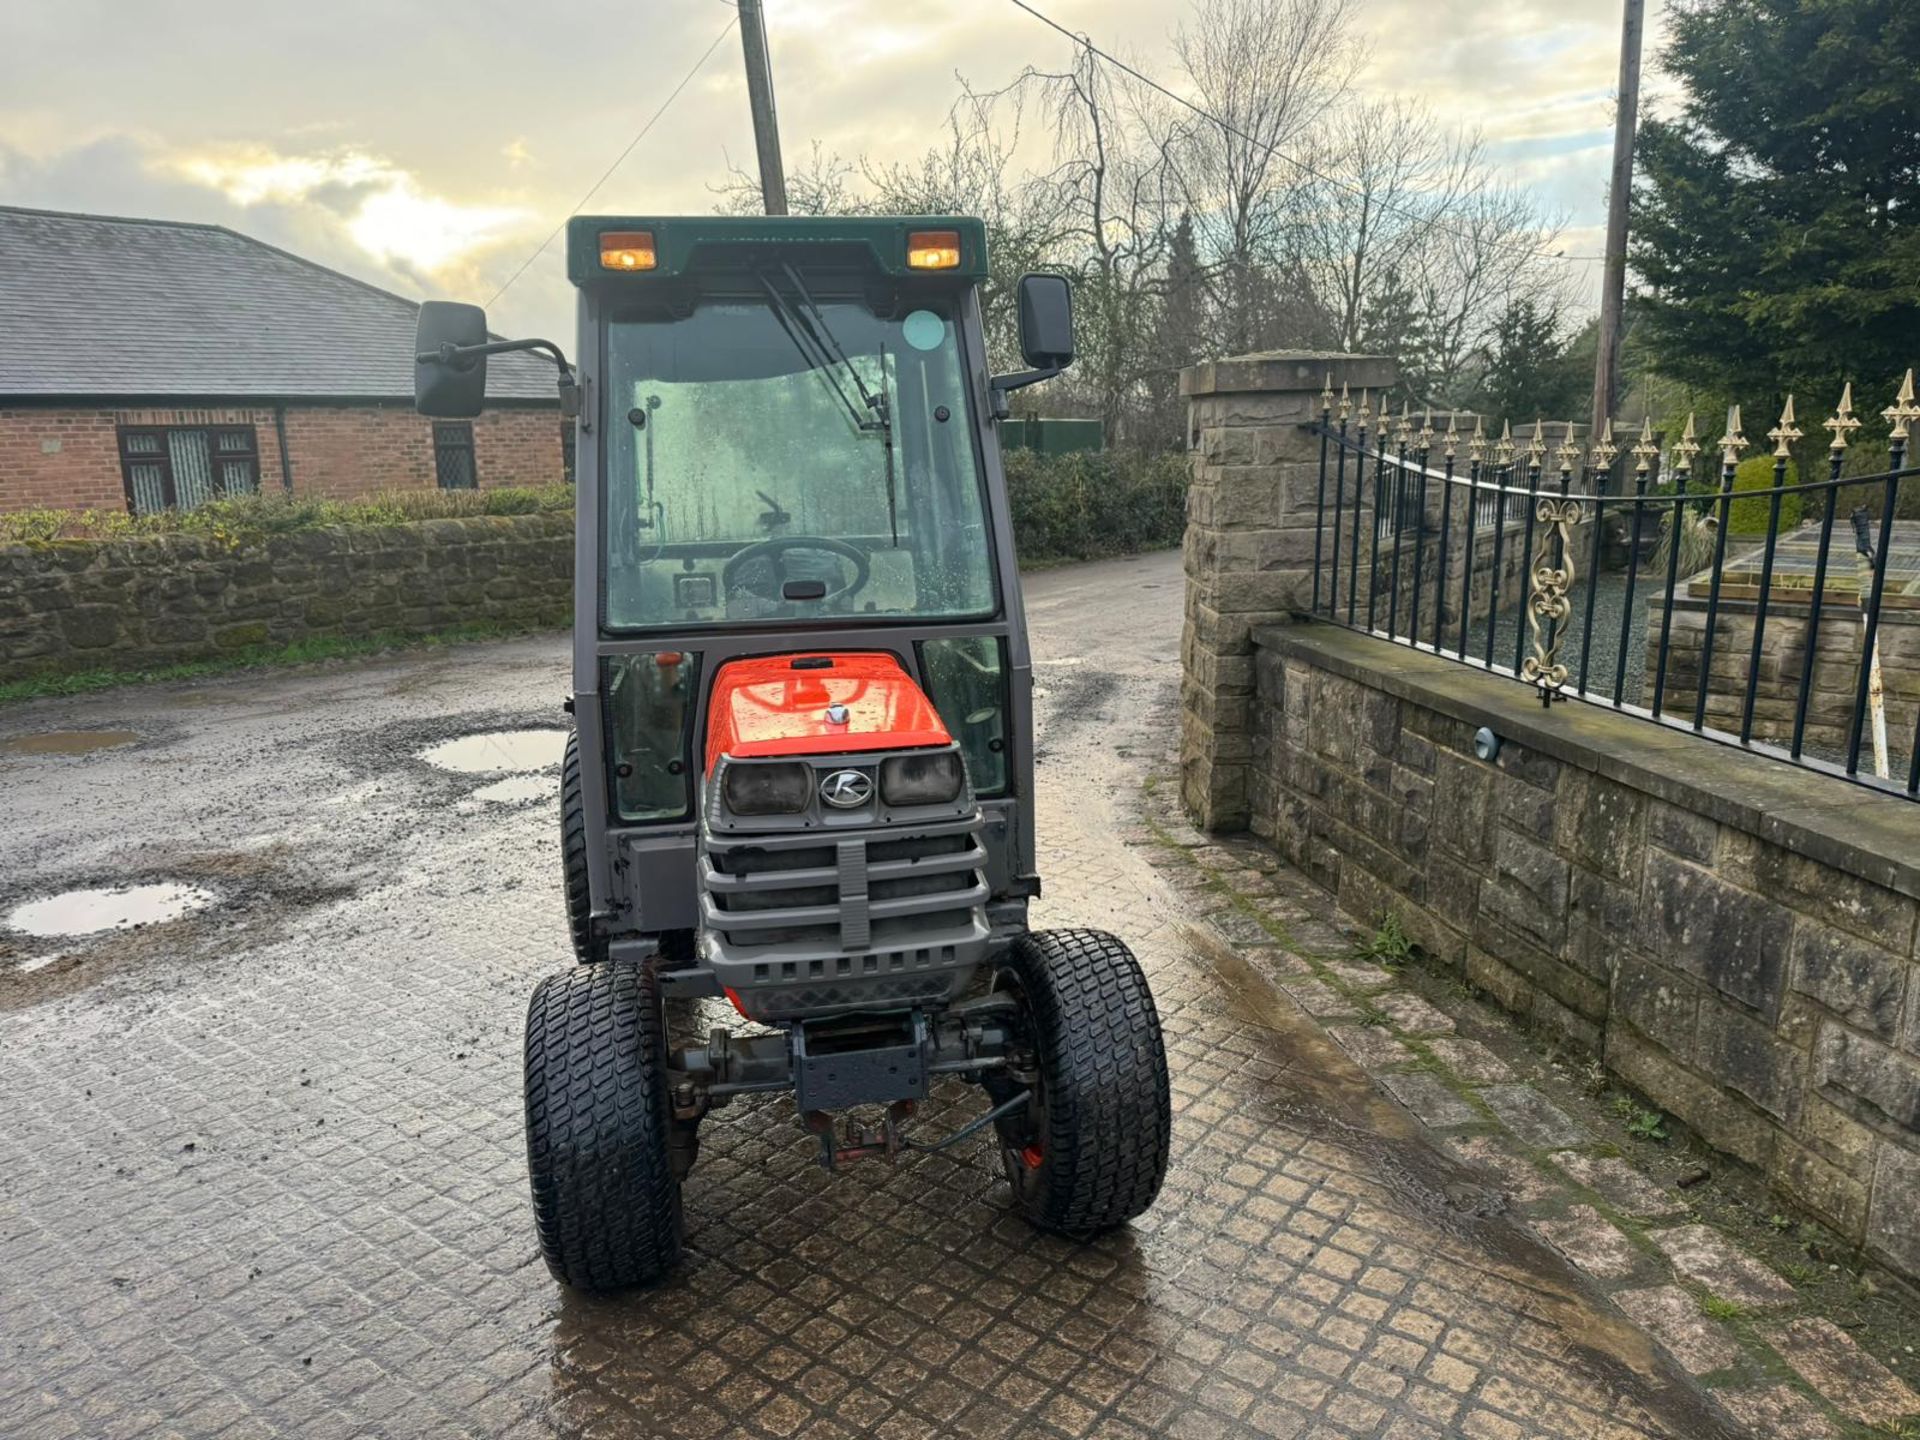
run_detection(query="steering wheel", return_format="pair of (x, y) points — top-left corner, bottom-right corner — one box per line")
(721, 536), (871, 604)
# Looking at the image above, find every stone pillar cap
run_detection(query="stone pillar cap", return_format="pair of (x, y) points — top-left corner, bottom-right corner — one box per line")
(1181, 352), (1398, 399)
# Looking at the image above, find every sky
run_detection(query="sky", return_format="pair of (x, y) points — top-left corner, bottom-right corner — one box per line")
(0, 0), (1671, 346)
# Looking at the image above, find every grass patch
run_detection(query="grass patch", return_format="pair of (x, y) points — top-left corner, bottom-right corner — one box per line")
(1699, 1295), (1748, 1321)
(1353, 912), (1416, 966)
(0, 620), (557, 702)
(1611, 1096), (1671, 1143)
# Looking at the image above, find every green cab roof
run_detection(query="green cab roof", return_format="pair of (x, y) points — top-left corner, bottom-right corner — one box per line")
(564, 214), (989, 286)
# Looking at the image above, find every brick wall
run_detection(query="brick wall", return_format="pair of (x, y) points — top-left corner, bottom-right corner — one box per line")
(1244, 622), (1920, 1284)
(0, 513), (572, 681)
(0, 403), (563, 513)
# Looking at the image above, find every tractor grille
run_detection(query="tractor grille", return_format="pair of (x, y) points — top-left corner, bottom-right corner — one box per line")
(700, 815), (988, 956)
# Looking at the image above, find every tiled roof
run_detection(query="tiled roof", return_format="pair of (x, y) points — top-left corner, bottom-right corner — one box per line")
(0, 206), (557, 403)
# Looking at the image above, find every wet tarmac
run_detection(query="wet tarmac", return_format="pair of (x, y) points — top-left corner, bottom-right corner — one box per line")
(0, 551), (1749, 1439)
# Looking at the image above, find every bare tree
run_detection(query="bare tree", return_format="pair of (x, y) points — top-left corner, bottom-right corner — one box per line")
(1174, 0), (1361, 353)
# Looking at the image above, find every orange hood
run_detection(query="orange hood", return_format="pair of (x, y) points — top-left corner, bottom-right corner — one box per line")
(704, 652), (952, 773)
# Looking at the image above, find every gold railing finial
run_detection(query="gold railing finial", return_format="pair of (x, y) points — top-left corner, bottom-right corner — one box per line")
(1526, 419), (1549, 466)
(1356, 388), (1372, 428)
(1337, 381), (1353, 422)
(1592, 418), (1619, 471)
(1418, 406), (1437, 452)
(1556, 422), (1583, 472)
(1495, 419), (1516, 466)
(1468, 415), (1488, 464)
(1824, 382), (1859, 452)
(1443, 412), (1461, 460)
(1768, 396), (1802, 459)
(1321, 373), (1336, 412)
(1394, 400), (1415, 448)
(1718, 405), (1747, 466)
(1672, 412), (1701, 472)
(1882, 368), (1919, 441)
(1632, 417), (1660, 476)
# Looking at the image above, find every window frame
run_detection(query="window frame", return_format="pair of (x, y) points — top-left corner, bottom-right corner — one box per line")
(433, 420), (478, 490)
(117, 423), (260, 514)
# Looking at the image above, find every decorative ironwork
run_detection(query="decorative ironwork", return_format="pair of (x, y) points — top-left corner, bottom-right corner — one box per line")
(1337, 381), (1353, 423)
(1632, 417), (1659, 476)
(1592, 418), (1619, 472)
(1768, 396), (1802, 458)
(1883, 370), (1919, 440)
(1825, 383), (1859, 452)
(1521, 492), (1584, 701)
(1718, 405), (1747, 466)
(1298, 369), (1920, 804)
(1355, 388), (1372, 428)
(1320, 373), (1336, 413)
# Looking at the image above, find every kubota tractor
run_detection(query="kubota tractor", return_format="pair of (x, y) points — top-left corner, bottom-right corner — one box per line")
(414, 216), (1171, 1290)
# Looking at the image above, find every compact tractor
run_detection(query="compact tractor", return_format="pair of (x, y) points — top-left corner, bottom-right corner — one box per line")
(414, 217), (1172, 1290)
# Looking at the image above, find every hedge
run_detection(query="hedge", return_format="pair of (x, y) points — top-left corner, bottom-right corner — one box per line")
(1, 451), (1191, 563)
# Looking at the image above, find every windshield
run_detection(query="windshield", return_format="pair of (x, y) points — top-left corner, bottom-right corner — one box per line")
(601, 294), (996, 630)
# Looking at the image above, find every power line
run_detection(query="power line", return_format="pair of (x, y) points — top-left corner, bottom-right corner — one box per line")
(1005, 0), (1607, 266)
(487, 14), (739, 307)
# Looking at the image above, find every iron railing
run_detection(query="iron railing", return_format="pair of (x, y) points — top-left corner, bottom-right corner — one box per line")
(1304, 377), (1920, 802)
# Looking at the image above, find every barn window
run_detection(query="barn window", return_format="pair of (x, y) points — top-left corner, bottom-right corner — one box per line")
(118, 425), (260, 514)
(433, 421), (477, 489)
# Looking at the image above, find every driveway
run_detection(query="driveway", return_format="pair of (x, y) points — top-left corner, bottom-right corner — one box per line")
(0, 551), (1741, 1439)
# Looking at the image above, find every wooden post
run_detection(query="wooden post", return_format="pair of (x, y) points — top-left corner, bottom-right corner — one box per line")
(1590, 0), (1646, 487)
(737, 0), (788, 216)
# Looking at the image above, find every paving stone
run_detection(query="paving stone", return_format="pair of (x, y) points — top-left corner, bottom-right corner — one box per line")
(1278, 976), (1361, 1019)
(1551, 1153), (1686, 1219)
(1761, 1316), (1920, 1426)
(1422, 1037), (1513, 1085)
(1447, 1135), (1558, 1204)
(1715, 1385), (1840, 1439)
(1612, 1286), (1740, 1375)
(1372, 992), (1456, 1035)
(1475, 1084), (1593, 1150)
(1329, 1025), (1414, 1074)
(1324, 960), (1398, 992)
(1377, 1073), (1480, 1128)
(1649, 1226), (1797, 1310)
(1209, 909), (1282, 949)
(1528, 1205), (1641, 1281)
(1247, 947), (1315, 980)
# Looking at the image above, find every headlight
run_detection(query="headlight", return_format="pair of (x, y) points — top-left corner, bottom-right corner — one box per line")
(880, 751), (963, 806)
(722, 761), (812, 815)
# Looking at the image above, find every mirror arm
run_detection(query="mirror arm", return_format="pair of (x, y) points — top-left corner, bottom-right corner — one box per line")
(416, 336), (581, 419)
(988, 365), (1063, 421)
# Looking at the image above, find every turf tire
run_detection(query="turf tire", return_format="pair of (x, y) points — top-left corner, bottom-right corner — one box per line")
(524, 959), (682, 1289)
(560, 731), (605, 965)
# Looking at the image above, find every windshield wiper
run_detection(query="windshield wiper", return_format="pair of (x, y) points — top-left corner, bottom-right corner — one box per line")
(757, 266), (899, 546)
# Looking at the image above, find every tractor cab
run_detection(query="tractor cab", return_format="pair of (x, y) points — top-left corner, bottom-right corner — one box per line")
(415, 216), (1169, 1291)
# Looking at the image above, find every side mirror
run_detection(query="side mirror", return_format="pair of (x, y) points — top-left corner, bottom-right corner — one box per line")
(1016, 273), (1074, 370)
(414, 301), (489, 417)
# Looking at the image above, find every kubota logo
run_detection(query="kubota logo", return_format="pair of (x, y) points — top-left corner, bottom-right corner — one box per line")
(820, 769), (873, 808)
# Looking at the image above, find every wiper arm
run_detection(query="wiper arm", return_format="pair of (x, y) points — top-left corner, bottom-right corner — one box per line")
(758, 266), (900, 547)
(757, 272), (874, 435)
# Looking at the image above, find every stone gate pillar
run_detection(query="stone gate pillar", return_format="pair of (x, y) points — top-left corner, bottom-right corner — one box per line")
(1179, 351), (1398, 831)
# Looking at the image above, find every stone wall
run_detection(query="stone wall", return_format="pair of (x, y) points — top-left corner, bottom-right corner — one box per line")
(0, 512), (572, 681)
(1646, 594), (1920, 757)
(1245, 623), (1920, 1283)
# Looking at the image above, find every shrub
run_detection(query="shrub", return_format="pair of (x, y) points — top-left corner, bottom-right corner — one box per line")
(1003, 449), (1188, 562)
(0, 485), (577, 543)
(1724, 453), (1804, 535)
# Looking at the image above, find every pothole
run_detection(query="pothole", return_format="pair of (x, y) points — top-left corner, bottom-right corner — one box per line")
(418, 729), (567, 775)
(471, 774), (555, 806)
(4, 883), (217, 938)
(1, 730), (139, 756)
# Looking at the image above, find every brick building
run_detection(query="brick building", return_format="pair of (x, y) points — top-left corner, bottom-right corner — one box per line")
(0, 206), (565, 515)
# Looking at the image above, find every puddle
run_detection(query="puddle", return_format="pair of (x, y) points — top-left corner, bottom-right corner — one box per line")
(1, 730), (139, 756)
(418, 729), (567, 775)
(5, 883), (217, 938)
(472, 774), (555, 806)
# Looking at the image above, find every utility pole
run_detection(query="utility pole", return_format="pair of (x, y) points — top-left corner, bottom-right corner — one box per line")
(1589, 0), (1645, 489)
(737, 0), (789, 216)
